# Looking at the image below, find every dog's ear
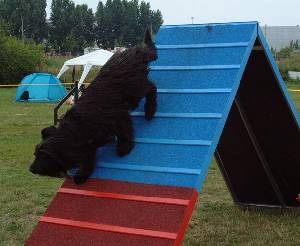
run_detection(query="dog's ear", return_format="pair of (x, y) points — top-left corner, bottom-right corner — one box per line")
(144, 29), (153, 46)
(144, 29), (157, 61)
(41, 126), (57, 140)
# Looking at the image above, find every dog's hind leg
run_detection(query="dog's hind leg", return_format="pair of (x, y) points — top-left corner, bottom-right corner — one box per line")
(73, 154), (96, 185)
(116, 114), (134, 157)
(144, 81), (157, 121)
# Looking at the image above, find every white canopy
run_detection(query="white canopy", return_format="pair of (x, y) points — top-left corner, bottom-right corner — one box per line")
(57, 49), (114, 87)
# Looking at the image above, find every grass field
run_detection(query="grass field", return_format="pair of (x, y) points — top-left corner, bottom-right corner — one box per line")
(0, 87), (300, 246)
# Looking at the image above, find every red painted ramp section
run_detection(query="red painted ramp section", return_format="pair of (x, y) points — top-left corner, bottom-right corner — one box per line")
(26, 178), (198, 246)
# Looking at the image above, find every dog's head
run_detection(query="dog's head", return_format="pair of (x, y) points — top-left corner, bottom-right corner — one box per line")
(40, 125), (57, 140)
(120, 30), (157, 109)
(29, 126), (67, 178)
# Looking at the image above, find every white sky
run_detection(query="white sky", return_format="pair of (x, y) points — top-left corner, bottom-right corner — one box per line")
(46, 0), (300, 26)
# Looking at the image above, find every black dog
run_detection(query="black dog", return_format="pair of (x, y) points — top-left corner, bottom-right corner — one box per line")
(30, 30), (158, 184)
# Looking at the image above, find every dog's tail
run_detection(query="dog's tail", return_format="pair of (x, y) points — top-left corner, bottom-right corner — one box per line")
(144, 29), (158, 62)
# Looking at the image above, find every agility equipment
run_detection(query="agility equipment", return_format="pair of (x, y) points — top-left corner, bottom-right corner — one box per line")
(16, 73), (67, 103)
(26, 178), (197, 246)
(26, 21), (300, 246)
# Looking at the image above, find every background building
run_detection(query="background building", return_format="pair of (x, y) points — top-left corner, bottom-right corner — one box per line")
(260, 25), (300, 50)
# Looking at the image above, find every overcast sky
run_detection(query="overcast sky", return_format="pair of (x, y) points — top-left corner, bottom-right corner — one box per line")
(46, 0), (300, 26)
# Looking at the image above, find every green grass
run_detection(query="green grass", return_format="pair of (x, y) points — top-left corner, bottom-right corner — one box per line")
(0, 88), (300, 245)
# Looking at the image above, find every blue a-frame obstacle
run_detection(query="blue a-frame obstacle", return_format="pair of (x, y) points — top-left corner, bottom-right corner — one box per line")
(27, 21), (300, 246)
(92, 21), (300, 208)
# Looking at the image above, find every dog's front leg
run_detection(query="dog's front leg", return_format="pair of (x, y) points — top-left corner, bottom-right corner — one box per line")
(73, 154), (96, 185)
(116, 115), (134, 157)
(144, 82), (157, 121)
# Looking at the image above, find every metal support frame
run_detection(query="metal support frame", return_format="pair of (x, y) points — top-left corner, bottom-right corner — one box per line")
(53, 81), (79, 126)
(214, 150), (240, 204)
(215, 96), (288, 208)
(234, 97), (287, 208)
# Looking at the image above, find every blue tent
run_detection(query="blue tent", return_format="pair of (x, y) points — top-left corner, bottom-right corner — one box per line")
(16, 73), (67, 103)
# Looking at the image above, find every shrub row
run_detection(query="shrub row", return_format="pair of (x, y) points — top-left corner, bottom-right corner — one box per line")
(0, 36), (44, 85)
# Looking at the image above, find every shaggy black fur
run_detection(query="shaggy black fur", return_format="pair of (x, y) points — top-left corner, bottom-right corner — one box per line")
(30, 30), (158, 184)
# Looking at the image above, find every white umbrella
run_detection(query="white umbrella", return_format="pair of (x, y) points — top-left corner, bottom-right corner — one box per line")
(57, 49), (114, 88)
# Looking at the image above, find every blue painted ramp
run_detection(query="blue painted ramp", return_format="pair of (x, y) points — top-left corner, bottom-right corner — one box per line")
(93, 22), (256, 190)
(93, 22), (300, 208)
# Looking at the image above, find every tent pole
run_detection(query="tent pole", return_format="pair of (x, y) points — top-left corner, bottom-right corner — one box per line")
(72, 66), (76, 84)
(74, 80), (79, 104)
(72, 66), (79, 104)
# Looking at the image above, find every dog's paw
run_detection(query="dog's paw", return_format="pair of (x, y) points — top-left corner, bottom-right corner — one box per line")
(73, 175), (89, 185)
(145, 112), (154, 121)
(144, 107), (156, 121)
(117, 142), (134, 157)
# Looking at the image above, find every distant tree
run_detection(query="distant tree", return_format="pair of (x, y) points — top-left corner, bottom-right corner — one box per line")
(1, 0), (164, 52)
(110, 0), (124, 46)
(277, 46), (293, 59)
(138, 1), (151, 40)
(96, 0), (123, 49)
(95, 1), (105, 47)
(27, 0), (47, 42)
(49, 0), (76, 52)
(95, 0), (163, 49)
(295, 40), (300, 50)
(150, 9), (163, 33)
(1, 0), (47, 42)
(0, 20), (10, 37)
(122, 0), (139, 47)
(137, 2), (162, 42)
(0, 36), (44, 84)
(72, 4), (95, 53)
(1, 0), (29, 40)
(0, 0), (4, 21)
(101, 0), (114, 48)
(290, 40), (300, 50)
(63, 33), (77, 52)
